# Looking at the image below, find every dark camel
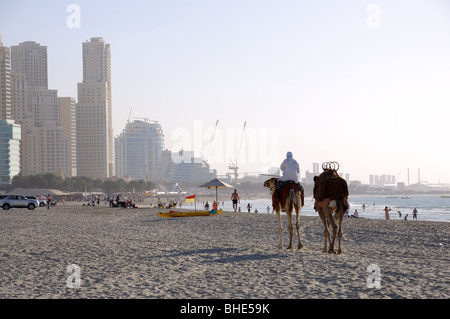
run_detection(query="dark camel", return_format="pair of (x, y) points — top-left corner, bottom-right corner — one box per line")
(313, 162), (349, 254)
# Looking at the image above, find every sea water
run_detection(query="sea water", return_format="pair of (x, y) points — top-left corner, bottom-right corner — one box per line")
(207, 195), (450, 222)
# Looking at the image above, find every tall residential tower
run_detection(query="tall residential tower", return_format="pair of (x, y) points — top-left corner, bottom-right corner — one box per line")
(10, 40), (72, 177)
(0, 35), (12, 120)
(77, 37), (114, 178)
(0, 35), (21, 187)
(115, 119), (165, 182)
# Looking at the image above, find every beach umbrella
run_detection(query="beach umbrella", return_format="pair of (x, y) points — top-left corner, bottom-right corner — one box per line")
(198, 178), (234, 202)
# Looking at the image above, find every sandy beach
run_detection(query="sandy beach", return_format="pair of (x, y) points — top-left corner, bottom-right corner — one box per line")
(0, 202), (449, 299)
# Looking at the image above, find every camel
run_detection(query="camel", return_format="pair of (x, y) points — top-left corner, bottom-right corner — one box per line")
(313, 162), (349, 254)
(263, 177), (303, 249)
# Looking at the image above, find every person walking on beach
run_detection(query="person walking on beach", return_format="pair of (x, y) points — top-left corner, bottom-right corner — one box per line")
(247, 203), (252, 213)
(384, 206), (391, 220)
(412, 208), (418, 220)
(47, 194), (51, 209)
(231, 189), (240, 212)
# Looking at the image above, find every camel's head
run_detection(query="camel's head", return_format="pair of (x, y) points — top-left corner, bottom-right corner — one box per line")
(263, 177), (278, 190)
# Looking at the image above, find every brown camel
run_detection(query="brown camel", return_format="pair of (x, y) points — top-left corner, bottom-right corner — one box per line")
(313, 162), (349, 254)
(263, 178), (303, 249)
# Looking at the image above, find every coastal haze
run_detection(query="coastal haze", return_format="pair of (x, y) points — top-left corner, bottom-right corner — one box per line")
(1, 1), (450, 185)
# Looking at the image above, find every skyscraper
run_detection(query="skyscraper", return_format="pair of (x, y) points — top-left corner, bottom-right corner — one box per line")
(77, 37), (114, 178)
(0, 35), (12, 120)
(10, 40), (71, 177)
(11, 40), (48, 88)
(115, 120), (165, 182)
(0, 36), (21, 187)
(58, 97), (77, 177)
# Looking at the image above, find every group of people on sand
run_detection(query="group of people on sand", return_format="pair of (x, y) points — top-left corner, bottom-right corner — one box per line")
(107, 195), (137, 208)
(344, 209), (359, 218)
(204, 201), (219, 214)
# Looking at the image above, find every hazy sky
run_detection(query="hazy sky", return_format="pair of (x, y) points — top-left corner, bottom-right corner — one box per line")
(1, 0), (450, 184)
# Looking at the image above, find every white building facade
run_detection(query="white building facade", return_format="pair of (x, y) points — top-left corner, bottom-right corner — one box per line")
(0, 120), (21, 187)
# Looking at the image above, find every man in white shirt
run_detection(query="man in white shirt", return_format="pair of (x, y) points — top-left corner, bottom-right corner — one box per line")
(277, 151), (304, 206)
(278, 151), (299, 183)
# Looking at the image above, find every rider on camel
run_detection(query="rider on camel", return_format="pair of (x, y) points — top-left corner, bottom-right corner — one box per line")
(278, 152), (304, 205)
(279, 151), (300, 184)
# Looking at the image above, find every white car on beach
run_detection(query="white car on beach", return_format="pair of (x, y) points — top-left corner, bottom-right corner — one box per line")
(25, 196), (47, 207)
(0, 194), (39, 210)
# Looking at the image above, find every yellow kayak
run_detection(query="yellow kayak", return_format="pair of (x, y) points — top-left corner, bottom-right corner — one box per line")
(158, 209), (223, 218)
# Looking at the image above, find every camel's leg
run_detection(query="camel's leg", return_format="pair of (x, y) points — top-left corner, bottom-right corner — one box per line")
(275, 208), (283, 249)
(325, 218), (331, 252)
(320, 206), (335, 253)
(285, 203), (294, 249)
(328, 219), (338, 254)
(336, 203), (345, 254)
(316, 207), (330, 253)
(322, 200), (338, 253)
(337, 225), (343, 254)
(294, 202), (303, 249)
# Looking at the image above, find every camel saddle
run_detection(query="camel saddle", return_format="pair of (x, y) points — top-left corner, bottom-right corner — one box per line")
(314, 170), (349, 202)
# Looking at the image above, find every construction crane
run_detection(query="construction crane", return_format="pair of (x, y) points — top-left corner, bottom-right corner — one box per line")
(228, 121), (246, 185)
(200, 120), (219, 166)
(127, 107), (132, 122)
(127, 107), (155, 123)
